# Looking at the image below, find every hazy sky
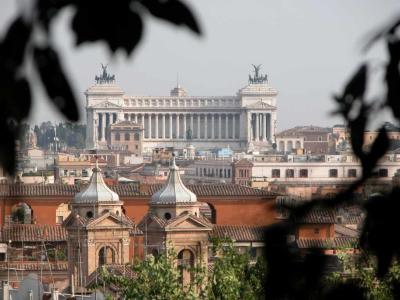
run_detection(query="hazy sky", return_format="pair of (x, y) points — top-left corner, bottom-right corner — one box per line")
(1, 0), (399, 131)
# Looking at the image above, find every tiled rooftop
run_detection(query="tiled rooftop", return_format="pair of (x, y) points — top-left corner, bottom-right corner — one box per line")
(0, 261), (68, 271)
(0, 183), (277, 198)
(210, 225), (267, 242)
(1, 224), (67, 242)
(296, 237), (358, 249)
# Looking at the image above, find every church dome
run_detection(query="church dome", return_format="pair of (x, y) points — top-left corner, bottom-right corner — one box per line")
(74, 163), (119, 204)
(151, 157), (197, 205)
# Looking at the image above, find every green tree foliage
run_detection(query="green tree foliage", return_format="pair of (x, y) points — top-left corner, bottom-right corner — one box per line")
(29, 122), (86, 149)
(103, 248), (191, 300)
(322, 251), (400, 299)
(102, 239), (266, 300)
(208, 238), (266, 300)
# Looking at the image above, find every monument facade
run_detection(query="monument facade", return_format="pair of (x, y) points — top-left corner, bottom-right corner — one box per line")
(85, 65), (278, 152)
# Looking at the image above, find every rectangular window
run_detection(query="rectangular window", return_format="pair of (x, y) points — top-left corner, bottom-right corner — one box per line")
(299, 169), (308, 178)
(57, 216), (63, 224)
(378, 168), (388, 177)
(329, 169), (338, 178)
(272, 169), (280, 178)
(348, 169), (357, 178)
(286, 169), (294, 178)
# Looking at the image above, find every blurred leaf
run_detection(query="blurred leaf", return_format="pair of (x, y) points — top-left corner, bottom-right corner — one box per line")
(36, 0), (75, 30)
(0, 16), (32, 73)
(360, 190), (400, 277)
(0, 124), (16, 176)
(71, 1), (143, 55)
(363, 16), (400, 52)
(363, 127), (389, 176)
(349, 107), (368, 160)
(385, 39), (400, 119)
(343, 64), (368, 103)
(140, 0), (201, 35)
(33, 45), (79, 121)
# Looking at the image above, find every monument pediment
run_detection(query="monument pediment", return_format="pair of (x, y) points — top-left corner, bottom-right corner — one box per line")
(86, 212), (133, 229)
(165, 214), (213, 231)
(90, 100), (122, 109)
(245, 101), (276, 110)
(62, 213), (88, 227)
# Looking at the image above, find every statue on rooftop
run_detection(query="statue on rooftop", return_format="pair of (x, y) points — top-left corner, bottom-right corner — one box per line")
(248, 64), (268, 84)
(95, 63), (116, 84)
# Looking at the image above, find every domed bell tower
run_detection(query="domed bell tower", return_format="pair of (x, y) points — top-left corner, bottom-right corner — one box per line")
(63, 160), (134, 293)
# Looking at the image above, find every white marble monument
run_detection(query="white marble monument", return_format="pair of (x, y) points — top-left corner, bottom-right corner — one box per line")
(85, 65), (278, 153)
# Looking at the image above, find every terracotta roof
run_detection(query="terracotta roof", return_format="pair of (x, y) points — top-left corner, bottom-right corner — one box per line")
(293, 210), (336, 224)
(296, 237), (358, 249)
(0, 261), (68, 271)
(1, 225), (67, 242)
(276, 126), (332, 137)
(86, 264), (136, 289)
(0, 184), (79, 197)
(292, 206), (364, 225)
(146, 184), (277, 197)
(334, 225), (360, 238)
(210, 225), (267, 242)
(0, 183), (276, 198)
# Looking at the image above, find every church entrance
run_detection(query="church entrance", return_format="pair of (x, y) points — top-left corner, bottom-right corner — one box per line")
(98, 246), (115, 266)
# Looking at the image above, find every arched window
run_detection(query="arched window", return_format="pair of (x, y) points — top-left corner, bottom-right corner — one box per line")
(279, 141), (285, 152)
(329, 169), (338, 178)
(125, 133), (130, 141)
(115, 132), (120, 141)
(56, 203), (70, 224)
(11, 203), (33, 224)
(299, 169), (308, 178)
(200, 202), (216, 223)
(178, 249), (194, 286)
(134, 133), (140, 141)
(287, 141), (293, 152)
(98, 246), (115, 266)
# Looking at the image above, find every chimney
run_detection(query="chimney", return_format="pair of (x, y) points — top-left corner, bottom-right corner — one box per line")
(2, 281), (9, 300)
(51, 288), (59, 300)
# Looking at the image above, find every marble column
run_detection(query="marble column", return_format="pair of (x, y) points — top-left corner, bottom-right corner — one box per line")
(255, 113), (259, 141)
(190, 114), (194, 135)
(155, 114), (159, 139)
(134, 114), (138, 123)
(101, 113), (106, 141)
(262, 114), (267, 141)
(169, 114), (173, 139)
(183, 114), (187, 139)
(225, 114), (229, 139)
(267, 113), (271, 140)
(232, 114), (236, 139)
(211, 114), (215, 139)
(197, 115), (201, 139)
(247, 112), (252, 141)
(162, 114), (166, 139)
(204, 114), (208, 139)
(178, 114), (182, 139)
(218, 114), (222, 139)
(149, 114), (152, 139)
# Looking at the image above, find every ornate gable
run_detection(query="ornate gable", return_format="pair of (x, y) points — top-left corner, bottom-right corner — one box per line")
(245, 100), (276, 110)
(164, 213), (213, 232)
(89, 100), (122, 109)
(85, 212), (133, 229)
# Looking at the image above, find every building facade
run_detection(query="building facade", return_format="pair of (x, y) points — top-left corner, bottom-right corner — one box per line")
(85, 65), (278, 153)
